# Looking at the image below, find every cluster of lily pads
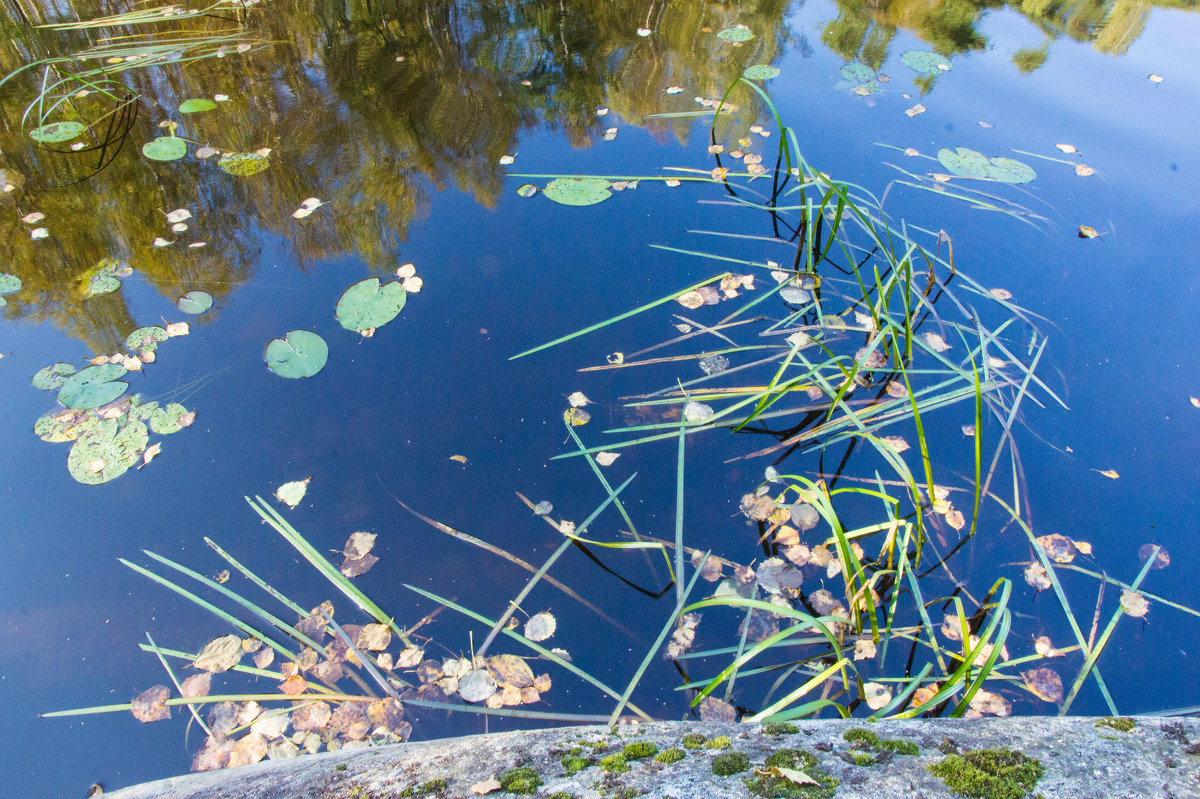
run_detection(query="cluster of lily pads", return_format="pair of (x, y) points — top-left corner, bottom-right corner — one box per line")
(264, 267), (423, 379)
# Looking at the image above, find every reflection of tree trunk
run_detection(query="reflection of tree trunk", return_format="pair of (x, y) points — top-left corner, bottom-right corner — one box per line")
(1093, 0), (1148, 54)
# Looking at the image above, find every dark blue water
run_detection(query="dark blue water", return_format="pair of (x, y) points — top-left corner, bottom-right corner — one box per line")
(1, 1), (1198, 796)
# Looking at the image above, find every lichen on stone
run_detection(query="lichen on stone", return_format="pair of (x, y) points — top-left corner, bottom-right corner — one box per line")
(498, 766), (542, 795)
(745, 749), (839, 799)
(655, 747), (686, 764)
(711, 751), (751, 776)
(928, 747), (1044, 799)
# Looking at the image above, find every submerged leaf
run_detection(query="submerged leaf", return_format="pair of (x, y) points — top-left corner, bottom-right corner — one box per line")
(131, 685), (171, 722)
(1021, 667), (1063, 703)
(1120, 589), (1149, 618)
(218, 152), (270, 176)
(863, 682), (892, 710)
(179, 98), (218, 114)
(524, 612), (557, 642)
(193, 634), (243, 673)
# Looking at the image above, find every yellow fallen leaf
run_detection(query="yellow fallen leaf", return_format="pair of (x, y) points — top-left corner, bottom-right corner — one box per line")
(1093, 469), (1119, 479)
(1075, 164), (1094, 177)
(1078, 225), (1102, 239)
(1190, 396), (1199, 408)
(396, 263), (417, 279)
(1055, 143), (1077, 154)
(449, 454), (468, 464)
(141, 442), (162, 466)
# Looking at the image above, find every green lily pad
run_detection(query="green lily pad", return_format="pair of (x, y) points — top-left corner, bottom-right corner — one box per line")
(176, 290), (213, 314)
(984, 157), (1037, 183)
(840, 63), (876, 83)
(716, 27), (754, 42)
(543, 178), (612, 207)
(335, 278), (407, 332)
(179, 98), (218, 114)
(66, 418), (148, 485)
(129, 398), (160, 422)
(34, 410), (94, 443)
(32, 362), (77, 391)
(937, 147), (1036, 183)
(125, 326), (168, 354)
(149, 402), (190, 434)
(58, 363), (129, 409)
(30, 121), (87, 143)
(743, 64), (781, 81)
(80, 258), (126, 298)
(901, 50), (952, 76)
(143, 136), (188, 162)
(218, 152), (270, 177)
(265, 330), (327, 379)
(0, 273), (21, 294)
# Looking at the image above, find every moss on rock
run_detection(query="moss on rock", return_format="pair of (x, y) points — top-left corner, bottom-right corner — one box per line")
(498, 766), (542, 795)
(763, 722), (799, 736)
(928, 747), (1044, 799)
(623, 741), (658, 760)
(1095, 717), (1136, 733)
(711, 751), (751, 776)
(655, 747), (686, 764)
(561, 754), (593, 775)
(681, 733), (707, 749)
(600, 752), (630, 773)
(745, 749), (839, 798)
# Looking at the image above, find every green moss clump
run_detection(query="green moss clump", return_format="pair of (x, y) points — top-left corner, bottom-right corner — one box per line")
(705, 735), (732, 750)
(566, 746), (583, 756)
(498, 767), (542, 795)
(747, 749), (839, 798)
(561, 754), (593, 775)
(928, 748), (1044, 799)
(600, 752), (630, 773)
(879, 738), (919, 756)
(623, 741), (658, 760)
(847, 751), (877, 766)
(843, 728), (879, 748)
(711, 752), (751, 776)
(763, 722), (799, 736)
(655, 747), (686, 764)
(335, 764), (349, 772)
(398, 778), (447, 797)
(547, 793), (575, 799)
(1095, 717), (1136, 733)
(681, 732), (707, 749)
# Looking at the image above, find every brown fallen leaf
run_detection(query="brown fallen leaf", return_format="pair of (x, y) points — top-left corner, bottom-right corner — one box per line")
(1034, 635), (1063, 658)
(698, 695), (737, 722)
(1055, 143), (1077, 154)
(131, 685), (171, 722)
(1078, 225), (1103, 239)
(193, 634), (243, 673)
(1075, 164), (1094, 177)
(1021, 667), (1064, 703)
(472, 777), (502, 795)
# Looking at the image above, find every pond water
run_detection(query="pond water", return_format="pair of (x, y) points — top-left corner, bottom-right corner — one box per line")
(1, 0), (1198, 796)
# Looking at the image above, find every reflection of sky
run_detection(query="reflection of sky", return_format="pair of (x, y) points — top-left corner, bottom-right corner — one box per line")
(2, 2), (1200, 796)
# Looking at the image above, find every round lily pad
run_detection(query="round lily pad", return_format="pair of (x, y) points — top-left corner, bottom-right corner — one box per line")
(901, 50), (952, 76)
(32, 362), (77, 391)
(840, 63), (875, 83)
(716, 27), (755, 42)
(218, 152), (270, 177)
(30, 121), (87, 143)
(176, 290), (213, 314)
(149, 402), (190, 434)
(542, 178), (612, 207)
(335, 278), (407, 332)
(179, 98), (218, 114)
(125, 326), (168, 354)
(743, 64), (781, 80)
(66, 418), (148, 485)
(265, 330), (328, 379)
(34, 411), (93, 443)
(143, 136), (188, 162)
(58, 363), (129, 409)
(81, 259), (126, 298)
(984, 157), (1036, 184)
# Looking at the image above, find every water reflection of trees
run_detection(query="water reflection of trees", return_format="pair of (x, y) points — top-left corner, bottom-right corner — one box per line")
(821, 0), (1197, 81)
(0, 0), (788, 350)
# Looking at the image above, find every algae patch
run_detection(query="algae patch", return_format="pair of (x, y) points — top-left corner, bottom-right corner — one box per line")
(928, 747), (1044, 799)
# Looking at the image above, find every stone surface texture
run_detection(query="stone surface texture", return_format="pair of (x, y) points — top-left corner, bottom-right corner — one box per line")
(105, 716), (1199, 799)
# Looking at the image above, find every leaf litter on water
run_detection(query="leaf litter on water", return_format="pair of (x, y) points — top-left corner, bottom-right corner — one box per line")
(274, 477), (310, 508)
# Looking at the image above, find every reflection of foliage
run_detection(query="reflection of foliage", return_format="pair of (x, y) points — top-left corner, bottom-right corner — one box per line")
(1012, 43), (1050, 73)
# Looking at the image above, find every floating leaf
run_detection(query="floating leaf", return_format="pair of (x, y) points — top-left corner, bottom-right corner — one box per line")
(524, 612), (557, 642)
(124, 327), (168, 356)
(922, 332), (951, 352)
(66, 418), (147, 484)
(1078, 225), (1101, 239)
(1035, 533), (1077, 563)
(335, 278), (407, 332)
(594, 451), (619, 467)
(567, 391), (591, 407)
(905, 104), (926, 117)
(141, 441), (162, 465)
(1120, 589), (1149, 618)
(516, 183), (537, 198)
(458, 669), (497, 702)
(0, 272), (19, 307)
(1138, 543), (1170, 570)
(30, 121), (87, 143)
(264, 330), (327, 378)
(840, 63), (875, 83)
(58, 364), (128, 409)
(542, 178), (612, 206)
(177, 290), (213, 314)
(564, 407), (591, 426)
(1149, 73), (1163, 83)
(1055, 143), (1077, 154)
(1075, 164), (1095, 177)
(1094, 468), (1119, 479)
(716, 26), (754, 42)
(863, 682), (892, 710)
(901, 50), (952, 76)
(275, 477), (311, 508)
(449, 454), (469, 464)
(683, 401), (714, 423)
(986, 157), (1037, 183)
(1023, 562), (1051, 591)
(179, 98), (218, 114)
(32, 362), (76, 391)
(142, 136), (188, 162)
(533, 501), (552, 515)
(218, 151), (270, 176)
(195, 635), (244, 674)
(743, 64), (781, 80)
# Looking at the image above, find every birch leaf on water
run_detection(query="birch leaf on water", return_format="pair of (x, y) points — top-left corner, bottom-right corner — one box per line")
(275, 477), (310, 508)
